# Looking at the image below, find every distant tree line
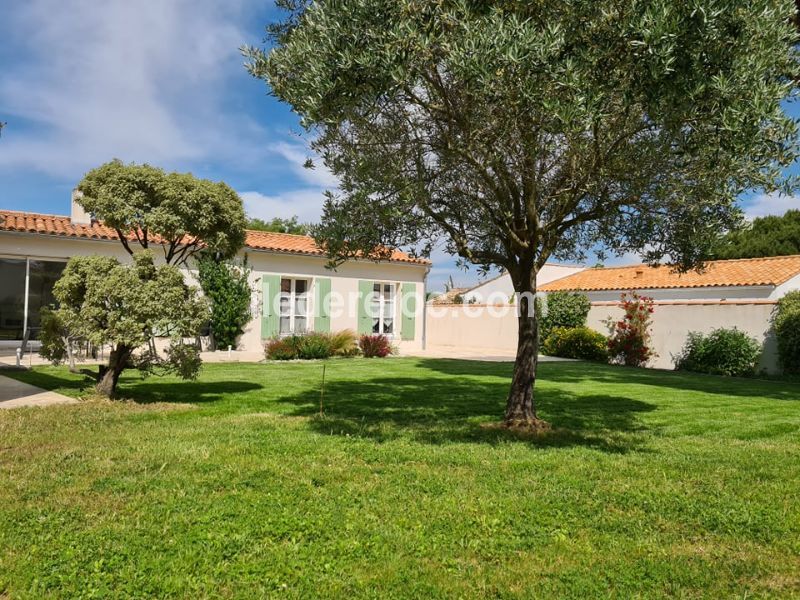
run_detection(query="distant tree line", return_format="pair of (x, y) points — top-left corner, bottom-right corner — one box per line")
(714, 210), (800, 259)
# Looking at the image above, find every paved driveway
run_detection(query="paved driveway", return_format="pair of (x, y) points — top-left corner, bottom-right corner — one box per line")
(0, 374), (77, 409)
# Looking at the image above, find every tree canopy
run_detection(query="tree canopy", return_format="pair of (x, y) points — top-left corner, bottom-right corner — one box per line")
(246, 0), (799, 427)
(247, 216), (309, 235)
(77, 160), (247, 265)
(714, 209), (800, 259)
(52, 252), (209, 396)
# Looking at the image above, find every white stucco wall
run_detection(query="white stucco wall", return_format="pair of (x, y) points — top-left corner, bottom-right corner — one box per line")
(0, 231), (429, 354)
(461, 264), (585, 304)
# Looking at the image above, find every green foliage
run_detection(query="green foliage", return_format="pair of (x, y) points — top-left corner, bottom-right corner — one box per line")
(247, 216), (309, 235)
(359, 334), (392, 358)
(773, 290), (800, 374)
(265, 330), (359, 360)
(164, 343), (203, 380)
(37, 307), (69, 365)
(77, 159), (247, 264)
(51, 252), (209, 393)
(540, 292), (591, 341)
(606, 292), (656, 367)
(715, 210), (800, 259)
(675, 328), (762, 377)
(247, 0), (798, 274)
(542, 326), (608, 362)
(196, 254), (252, 350)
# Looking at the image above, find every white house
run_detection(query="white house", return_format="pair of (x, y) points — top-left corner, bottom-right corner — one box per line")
(0, 195), (431, 354)
(539, 258), (800, 371)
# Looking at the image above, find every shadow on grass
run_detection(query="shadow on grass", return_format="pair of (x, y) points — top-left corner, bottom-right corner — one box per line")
(419, 359), (799, 401)
(276, 373), (655, 453)
(3, 368), (262, 405)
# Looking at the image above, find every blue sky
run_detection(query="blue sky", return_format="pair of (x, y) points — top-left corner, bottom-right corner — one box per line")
(1, 1), (799, 292)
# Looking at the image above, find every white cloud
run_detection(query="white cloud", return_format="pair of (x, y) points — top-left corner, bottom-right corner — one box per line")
(0, 0), (264, 177)
(268, 141), (339, 189)
(742, 192), (800, 219)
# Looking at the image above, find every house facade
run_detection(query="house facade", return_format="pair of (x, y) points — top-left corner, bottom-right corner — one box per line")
(0, 199), (430, 354)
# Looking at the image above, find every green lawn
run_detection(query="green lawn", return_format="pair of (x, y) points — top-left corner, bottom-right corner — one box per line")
(1, 359), (799, 598)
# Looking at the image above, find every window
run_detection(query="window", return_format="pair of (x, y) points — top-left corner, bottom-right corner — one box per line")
(279, 278), (308, 335)
(371, 282), (395, 335)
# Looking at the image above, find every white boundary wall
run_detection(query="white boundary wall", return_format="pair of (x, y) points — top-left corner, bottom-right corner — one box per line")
(425, 299), (782, 373)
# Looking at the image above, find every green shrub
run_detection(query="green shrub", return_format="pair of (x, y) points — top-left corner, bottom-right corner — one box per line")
(196, 254), (252, 351)
(359, 334), (392, 358)
(540, 291), (591, 341)
(542, 326), (608, 362)
(675, 328), (761, 377)
(773, 291), (800, 374)
(296, 332), (334, 359)
(265, 330), (361, 360)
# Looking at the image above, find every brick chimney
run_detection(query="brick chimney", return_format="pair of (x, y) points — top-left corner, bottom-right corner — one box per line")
(70, 189), (92, 225)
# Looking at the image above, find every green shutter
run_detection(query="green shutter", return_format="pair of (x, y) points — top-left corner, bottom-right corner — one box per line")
(401, 282), (416, 341)
(315, 277), (332, 333)
(261, 274), (280, 339)
(357, 280), (374, 335)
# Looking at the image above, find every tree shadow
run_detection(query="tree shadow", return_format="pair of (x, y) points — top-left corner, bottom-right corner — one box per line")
(275, 374), (655, 453)
(2, 369), (262, 405)
(418, 359), (800, 402)
(113, 379), (264, 404)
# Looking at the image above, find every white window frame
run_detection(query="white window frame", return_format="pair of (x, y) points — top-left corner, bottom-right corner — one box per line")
(279, 277), (310, 336)
(370, 282), (396, 337)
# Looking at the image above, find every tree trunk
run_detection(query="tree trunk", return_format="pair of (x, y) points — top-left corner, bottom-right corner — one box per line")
(504, 266), (549, 430)
(96, 344), (130, 397)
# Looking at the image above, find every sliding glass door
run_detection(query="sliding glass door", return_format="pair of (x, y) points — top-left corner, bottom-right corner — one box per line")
(0, 259), (27, 341)
(0, 257), (66, 341)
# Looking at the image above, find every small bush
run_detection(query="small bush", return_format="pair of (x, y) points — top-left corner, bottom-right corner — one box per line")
(328, 329), (359, 356)
(605, 291), (656, 367)
(773, 291), (800, 374)
(539, 291), (591, 341)
(359, 334), (393, 358)
(675, 328), (761, 377)
(542, 326), (608, 362)
(297, 332), (334, 359)
(265, 336), (302, 360)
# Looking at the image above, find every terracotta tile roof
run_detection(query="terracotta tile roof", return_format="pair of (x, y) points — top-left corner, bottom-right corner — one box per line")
(540, 255), (800, 292)
(0, 210), (428, 265)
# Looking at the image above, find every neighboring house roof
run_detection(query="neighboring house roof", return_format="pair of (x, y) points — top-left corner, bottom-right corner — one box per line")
(540, 255), (800, 292)
(0, 210), (428, 265)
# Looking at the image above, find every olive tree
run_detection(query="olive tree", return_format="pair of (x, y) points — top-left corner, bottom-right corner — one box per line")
(53, 252), (209, 396)
(77, 159), (247, 265)
(245, 0), (799, 428)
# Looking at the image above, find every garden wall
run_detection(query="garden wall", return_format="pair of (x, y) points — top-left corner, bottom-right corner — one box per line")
(425, 300), (780, 372)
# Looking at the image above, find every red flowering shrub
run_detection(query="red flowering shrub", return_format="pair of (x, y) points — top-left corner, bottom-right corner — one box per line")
(359, 334), (393, 358)
(605, 291), (656, 367)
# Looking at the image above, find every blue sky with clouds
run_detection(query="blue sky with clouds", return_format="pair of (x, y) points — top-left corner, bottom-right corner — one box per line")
(1, 1), (799, 292)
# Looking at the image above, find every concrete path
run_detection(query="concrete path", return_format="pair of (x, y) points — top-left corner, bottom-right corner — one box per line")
(0, 374), (77, 409)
